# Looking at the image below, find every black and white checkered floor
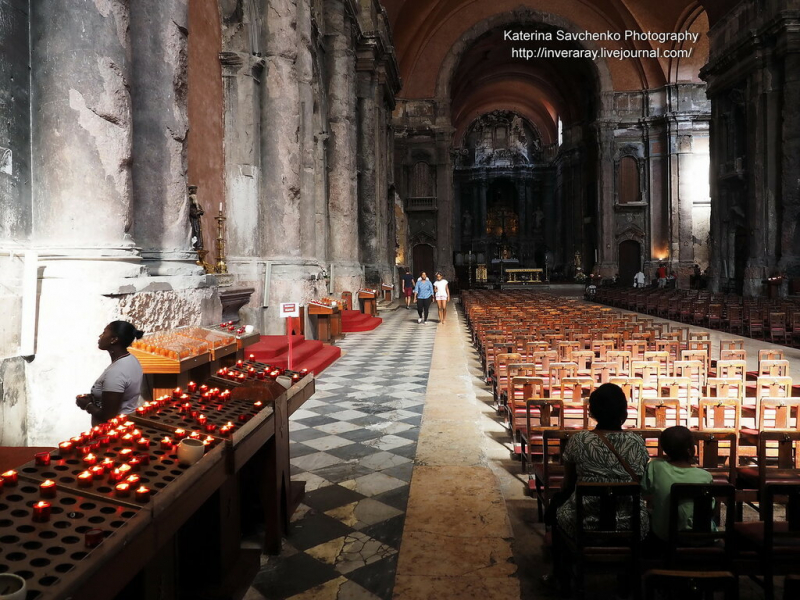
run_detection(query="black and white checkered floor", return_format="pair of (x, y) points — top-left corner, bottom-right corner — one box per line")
(245, 306), (438, 600)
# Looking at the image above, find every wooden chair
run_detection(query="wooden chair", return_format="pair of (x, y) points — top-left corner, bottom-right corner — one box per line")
(524, 340), (550, 361)
(643, 570), (739, 600)
(607, 350), (633, 376)
(506, 377), (547, 452)
(692, 429), (738, 484)
(759, 359), (790, 378)
(735, 483), (800, 600)
(705, 378), (745, 401)
(759, 348), (785, 364)
(492, 352), (522, 408)
(520, 398), (565, 475)
(590, 361), (618, 385)
(591, 340), (616, 361)
(531, 428), (575, 522)
(719, 349), (747, 363)
(666, 483), (736, 568)
(572, 350), (595, 376)
(726, 305), (744, 334)
(747, 307), (764, 338)
(768, 312), (789, 345)
(737, 431), (800, 519)
(531, 350), (558, 377)
(559, 482), (643, 600)
(644, 350), (671, 374)
(715, 360), (747, 382)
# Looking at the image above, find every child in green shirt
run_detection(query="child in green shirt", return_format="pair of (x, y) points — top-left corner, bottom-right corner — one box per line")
(643, 426), (713, 542)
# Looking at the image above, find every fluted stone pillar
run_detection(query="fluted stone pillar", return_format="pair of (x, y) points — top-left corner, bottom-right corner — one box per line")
(131, 0), (197, 275)
(326, 0), (362, 293)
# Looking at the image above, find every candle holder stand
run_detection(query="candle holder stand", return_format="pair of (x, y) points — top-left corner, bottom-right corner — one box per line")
(215, 210), (228, 274)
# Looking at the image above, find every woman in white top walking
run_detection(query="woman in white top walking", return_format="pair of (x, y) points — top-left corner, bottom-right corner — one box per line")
(433, 272), (450, 324)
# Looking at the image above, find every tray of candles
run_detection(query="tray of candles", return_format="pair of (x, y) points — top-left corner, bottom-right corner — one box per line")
(129, 384), (277, 448)
(176, 327), (238, 361)
(10, 419), (225, 512)
(129, 332), (211, 374)
(0, 467), (149, 600)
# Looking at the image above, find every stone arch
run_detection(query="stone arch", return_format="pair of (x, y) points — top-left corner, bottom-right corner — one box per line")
(434, 8), (614, 107)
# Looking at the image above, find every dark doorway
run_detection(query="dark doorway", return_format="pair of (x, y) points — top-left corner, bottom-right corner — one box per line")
(618, 240), (641, 287)
(412, 244), (435, 279)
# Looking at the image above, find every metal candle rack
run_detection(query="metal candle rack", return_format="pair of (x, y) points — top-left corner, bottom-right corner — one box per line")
(0, 479), (146, 600)
(15, 425), (224, 509)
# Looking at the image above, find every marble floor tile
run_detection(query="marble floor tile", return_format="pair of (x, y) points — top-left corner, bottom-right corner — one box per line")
(336, 428), (385, 443)
(289, 451), (344, 472)
(290, 408), (321, 420)
(361, 434), (415, 452)
(303, 484), (368, 512)
(327, 409), (372, 421)
(358, 451), (412, 471)
(325, 443), (383, 461)
(340, 472), (407, 496)
(288, 427), (332, 442)
(286, 511), (356, 551)
(370, 486), (410, 512)
(312, 462), (374, 483)
(285, 577), (381, 600)
(360, 514), (406, 549)
(306, 531), (397, 575)
(379, 462), (414, 483)
(324, 497), (404, 529)
(345, 554), (399, 600)
(290, 471), (333, 492)
(252, 551), (340, 599)
(301, 434), (355, 451)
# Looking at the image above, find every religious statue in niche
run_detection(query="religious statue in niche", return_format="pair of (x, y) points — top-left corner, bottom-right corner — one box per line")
(188, 185), (204, 251)
(462, 210), (473, 237)
(533, 206), (545, 231)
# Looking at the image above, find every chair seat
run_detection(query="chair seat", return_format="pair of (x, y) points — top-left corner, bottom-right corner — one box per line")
(737, 466), (798, 486)
(735, 521), (800, 551)
(532, 463), (564, 486)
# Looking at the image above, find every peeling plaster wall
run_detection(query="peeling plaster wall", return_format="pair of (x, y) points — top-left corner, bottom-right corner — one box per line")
(0, 0), (31, 243)
(0, 357), (27, 446)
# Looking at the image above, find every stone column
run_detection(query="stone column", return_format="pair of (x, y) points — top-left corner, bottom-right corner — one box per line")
(357, 70), (379, 282)
(435, 129), (454, 277)
(595, 122), (617, 277)
(452, 175), (461, 251)
(131, 0), (197, 275)
(261, 0), (301, 260)
(780, 52), (800, 291)
(31, 0), (135, 257)
(326, 0), (362, 293)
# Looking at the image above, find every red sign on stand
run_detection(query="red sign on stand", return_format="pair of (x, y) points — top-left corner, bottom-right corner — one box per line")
(280, 302), (300, 369)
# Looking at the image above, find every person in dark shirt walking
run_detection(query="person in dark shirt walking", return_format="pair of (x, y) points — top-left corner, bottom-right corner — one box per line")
(401, 268), (415, 309)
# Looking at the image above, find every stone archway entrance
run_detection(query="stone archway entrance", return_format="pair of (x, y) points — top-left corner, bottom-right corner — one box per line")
(619, 240), (641, 287)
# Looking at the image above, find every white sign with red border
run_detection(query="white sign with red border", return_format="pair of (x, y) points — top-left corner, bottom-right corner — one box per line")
(279, 302), (300, 318)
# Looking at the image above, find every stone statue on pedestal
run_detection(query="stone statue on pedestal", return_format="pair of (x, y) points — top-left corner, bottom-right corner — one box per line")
(188, 185), (204, 251)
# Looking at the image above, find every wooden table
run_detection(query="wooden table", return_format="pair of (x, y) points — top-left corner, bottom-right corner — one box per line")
(308, 302), (341, 343)
(358, 289), (378, 316)
(381, 283), (393, 303)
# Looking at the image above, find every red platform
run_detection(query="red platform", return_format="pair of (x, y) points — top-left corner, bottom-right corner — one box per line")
(247, 335), (341, 375)
(341, 309), (382, 332)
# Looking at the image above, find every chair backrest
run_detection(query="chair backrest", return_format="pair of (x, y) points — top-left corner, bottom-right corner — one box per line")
(525, 398), (565, 431)
(719, 338), (744, 352)
(758, 348), (784, 363)
(715, 360), (746, 382)
(757, 431), (800, 485)
(541, 428), (578, 485)
(719, 349), (746, 362)
(667, 483), (736, 566)
(758, 359), (790, 377)
(705, 378), (744, 401)
(607, 350), (633, 375)
(761, 483), (800, 551)
(691, 430), (738, 484)
(697, 399), (741, 433)
(574, 482), (642, 550)
(758, 397), (800, 431)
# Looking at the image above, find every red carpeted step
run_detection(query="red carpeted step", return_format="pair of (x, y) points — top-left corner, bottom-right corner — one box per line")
(264, 340), (324, 369)
(247, 334), (306, 359)
(341, 309), (382, 332)
(298, 345), (342, 376)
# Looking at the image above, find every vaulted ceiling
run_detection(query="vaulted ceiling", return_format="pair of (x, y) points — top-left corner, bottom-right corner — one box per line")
(382, 0), (713, 140)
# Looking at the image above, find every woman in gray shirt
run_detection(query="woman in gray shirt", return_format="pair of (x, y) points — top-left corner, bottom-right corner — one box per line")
(76, 320), (144, 425)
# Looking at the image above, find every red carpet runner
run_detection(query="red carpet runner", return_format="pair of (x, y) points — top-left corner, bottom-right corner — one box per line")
(247, 335), (341, 375)
(340, 309), (382, 332)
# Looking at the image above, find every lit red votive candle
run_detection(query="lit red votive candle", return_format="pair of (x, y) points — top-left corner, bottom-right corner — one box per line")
(236, 360), (244, 367)
(196, 415), (207, 425)
(39, 480), (56, 498)
(98, 436), (110, 447)
(109, 469), (123, 483)
(187, 381), (197, 393)
(35, 451), (52, 466)
(128, 457), (141, 471)
(77, 471), (93, 487)
(78, 445), (92, 456)
(83, 454), (97, 467)
(160, 437), (173, 450)
(70, 436), (84, 446)
(136, 406), (147, 415)
(118, 464), (132, 476)
(2, 470), (18, 486)
(253, 401), (263, 409)
(121, 434), (134, 446)
(137, 438), (150, 450)
(90, 466), (105, 480)
(32, 501), (51, 522)
(85, 528), (104, 548)
(172, 387), (182, 399)
(204, 423), (217, 434)
(135, 486), (151, 502)
(257, 371), (266, 380)
(174, 429), (187, 440)
(126, 474), (140, 486)
(189, 431), (201, 440)
(58, 441), (74, 455)
(134, 453), (150, 466)
(237, 373), (246, 381)
(119, 448), (133, 459)
(101, 458), (115, 471)
(115, 483), (130, 498)
(249, 354), (255, 361)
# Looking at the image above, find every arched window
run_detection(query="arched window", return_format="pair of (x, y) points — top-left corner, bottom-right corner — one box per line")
(410, 162), (434, 197)
(618, 156), (640, 204)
